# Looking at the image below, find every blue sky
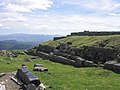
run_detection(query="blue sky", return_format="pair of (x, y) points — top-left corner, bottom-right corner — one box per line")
(0, 0), (120, 35)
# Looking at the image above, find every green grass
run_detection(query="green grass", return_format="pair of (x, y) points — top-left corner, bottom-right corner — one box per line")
(43, 35), (120, 50)
(1, 55), (120, 90)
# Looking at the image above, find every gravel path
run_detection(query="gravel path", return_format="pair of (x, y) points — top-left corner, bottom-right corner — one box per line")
(0, 72), (21, 90)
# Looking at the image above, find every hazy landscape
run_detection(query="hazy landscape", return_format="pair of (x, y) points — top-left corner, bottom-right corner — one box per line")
(0, 34), (60, 50)
(0, 0), (120, 90)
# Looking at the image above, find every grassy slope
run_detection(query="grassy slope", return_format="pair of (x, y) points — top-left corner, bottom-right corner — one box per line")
(1, 55), (120, 90)
(43, 35), (120, 50)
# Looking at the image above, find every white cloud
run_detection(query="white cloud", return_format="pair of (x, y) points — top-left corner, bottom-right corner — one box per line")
(0, 0), (120, 35)
(1, 12), (120, 35)
(109, 13), (120, 16)
(0, 12), (28, 22)
(2, 0), (53, 12)
(61, 0), (120, 13)
(0, 23), (3, 27)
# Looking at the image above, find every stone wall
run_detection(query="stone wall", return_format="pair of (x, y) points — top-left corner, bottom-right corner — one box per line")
(27, 44), (119, 64)
(53, 36), (67, 41)
(75, 46), (119, 64)
(70, 31), (120, 36)
(36, 45), (55, 53)
(26, 44), (98, 67)
(53, 31), (120, 41)
(34, 50), (97, 67)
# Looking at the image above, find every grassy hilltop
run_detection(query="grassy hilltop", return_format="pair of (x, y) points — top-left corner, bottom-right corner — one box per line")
(43, 35), (120, 50)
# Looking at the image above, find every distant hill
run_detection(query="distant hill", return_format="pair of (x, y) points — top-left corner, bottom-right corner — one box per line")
(0, 40), (34, 50)
(43, 35), (120, 50)
(0, 34), (60, 42)
(0, 34), (61, 50)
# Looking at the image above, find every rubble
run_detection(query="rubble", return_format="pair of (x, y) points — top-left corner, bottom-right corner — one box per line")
(11, 65), (46, 90)
(0, 73), (21, 90)
(0, 82), (6, 90)
(0, 50), (18, 57)
(33, 64), (48, 72)
(0, 73), (6, 77)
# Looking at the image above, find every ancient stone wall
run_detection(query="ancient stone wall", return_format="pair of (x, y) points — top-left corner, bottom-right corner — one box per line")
(34, 50), (97, 67)
(26, 43), (120, 68)
(70, 31), (120, 36)
(53, 36), (67, 41)
(36, 45), (55, 53)
(36, 51), (50, 59)
(74, 46), (119, 64)
(53, 31), (120, 41)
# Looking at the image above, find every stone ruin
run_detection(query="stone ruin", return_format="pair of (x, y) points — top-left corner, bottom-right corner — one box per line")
(11, 65), (45, 90)
(70, 31), (120, 36)
(26, 42), (97, 67)
(33, 64), (48, 72)
(53, 31), (120, 41)
(0, 50), (18, 57)
(25, 41), (120, 73)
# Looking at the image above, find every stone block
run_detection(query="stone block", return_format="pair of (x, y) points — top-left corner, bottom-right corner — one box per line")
(103, 61), (117, 70)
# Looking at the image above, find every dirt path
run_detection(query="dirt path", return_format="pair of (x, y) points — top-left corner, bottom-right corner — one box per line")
(0, 72), (21, 90)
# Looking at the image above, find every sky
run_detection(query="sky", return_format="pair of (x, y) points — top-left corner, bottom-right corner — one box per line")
(0, 0), (120, 35)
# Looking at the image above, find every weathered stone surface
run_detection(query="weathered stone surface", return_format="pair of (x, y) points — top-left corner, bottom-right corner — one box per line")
(73, 56), (85, 67)
(103, 61), (118, 70)
(25, 49), (36, 56)
(34, 64), (43, 67)
(33, 67), (43, 71)
(0, 50), (18, 57)
(33, 67), (48, 72)
(50, 55), (75, 65)
(40, 68), (48, 72)
(76, 46), (119, 63)
(84, 60), (97, 67)
(113, 63), (120, 73)
(38, 83), (46, 90)
(36, 51), (50, 59)
(0, 73), (6, 77)
(27, 84), (37, 90)
(36, 45), (55, 53)
(16, 66), (41, 87)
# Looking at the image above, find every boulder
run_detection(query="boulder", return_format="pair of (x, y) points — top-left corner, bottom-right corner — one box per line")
(16, 66), (41, 87)
(33, 67), (48, 72)
(103, 61), (117, 70)
(34, 64), (43, 67)
(33, 67), (43, 71)
(113, 63), (120, 73)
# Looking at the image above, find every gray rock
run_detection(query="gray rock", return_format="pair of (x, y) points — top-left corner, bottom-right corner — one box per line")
(16, 66), (41, 87)
(27, 84), (37, 90)
(34, 64), (43, 67)
(84, 60), (97, 67)
(103, 61), (118, 70)
(113, 63), (120, 73)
